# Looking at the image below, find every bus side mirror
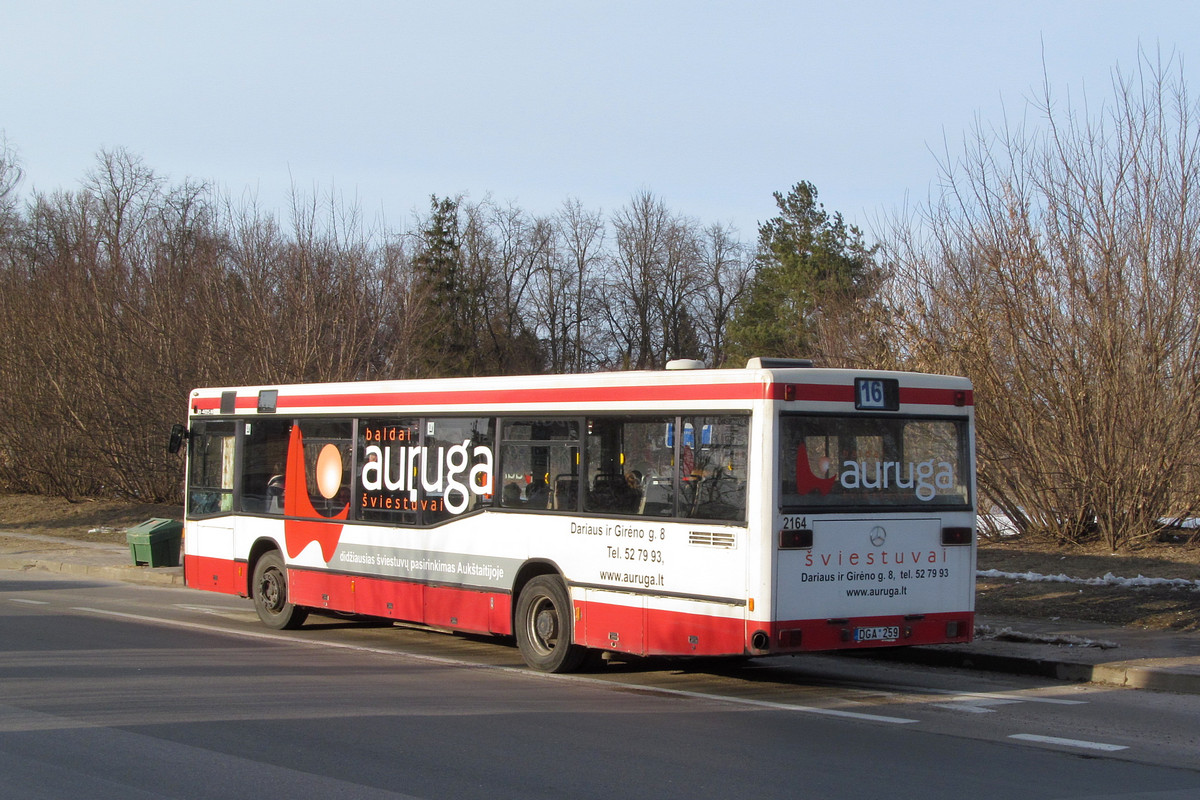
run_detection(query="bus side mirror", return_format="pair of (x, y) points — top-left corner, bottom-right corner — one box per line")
(168, 423), (188, 454)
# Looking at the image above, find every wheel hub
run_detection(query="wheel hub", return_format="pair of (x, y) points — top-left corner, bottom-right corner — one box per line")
(534, 607), (558, 643)
(261, 571), (283, 611)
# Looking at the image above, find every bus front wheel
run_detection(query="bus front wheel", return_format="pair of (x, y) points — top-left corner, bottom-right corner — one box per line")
(252, 551), (309, 630)
(515, 575), (586, 673)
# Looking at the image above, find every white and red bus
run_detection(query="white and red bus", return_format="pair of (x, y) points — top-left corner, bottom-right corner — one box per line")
(176, 358), (976, 671)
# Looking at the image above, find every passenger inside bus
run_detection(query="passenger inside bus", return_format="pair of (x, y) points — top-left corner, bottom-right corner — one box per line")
(586, 470), (643, 514)
(525, 477), (550, 509)
(622, 470), (644, 513)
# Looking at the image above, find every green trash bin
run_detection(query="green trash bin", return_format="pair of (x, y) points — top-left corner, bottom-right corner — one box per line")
(126, 518), (183, 567)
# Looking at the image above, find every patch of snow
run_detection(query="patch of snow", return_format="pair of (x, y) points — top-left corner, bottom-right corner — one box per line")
(1159, 517), (1200, 529)
(977, 513), (1020, 538)
(977, 569), (1200, 591)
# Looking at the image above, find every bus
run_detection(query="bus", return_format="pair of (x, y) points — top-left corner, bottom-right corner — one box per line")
(174, 357), (976, 672)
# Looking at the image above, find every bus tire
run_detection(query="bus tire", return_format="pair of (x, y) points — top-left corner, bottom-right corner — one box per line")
(515, 575), (586, 673)
(252, 551), (309, 630)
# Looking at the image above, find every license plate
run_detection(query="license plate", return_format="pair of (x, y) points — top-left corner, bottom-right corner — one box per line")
(854, 625), (899, 642)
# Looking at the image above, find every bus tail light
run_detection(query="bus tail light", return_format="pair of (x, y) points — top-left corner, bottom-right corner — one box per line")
(941, 526), (973, 545)
(779, 528), (813, 549)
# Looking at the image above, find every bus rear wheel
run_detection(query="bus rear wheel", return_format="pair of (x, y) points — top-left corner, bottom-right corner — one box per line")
(252, 551), (309, 630)
(515, 575), (586, 673)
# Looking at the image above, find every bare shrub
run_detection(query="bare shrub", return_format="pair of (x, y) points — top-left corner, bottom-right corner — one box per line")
(884, 53), (1200, 550)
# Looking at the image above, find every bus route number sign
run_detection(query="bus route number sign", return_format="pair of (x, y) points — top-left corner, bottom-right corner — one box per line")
(854, 378), (899, 411)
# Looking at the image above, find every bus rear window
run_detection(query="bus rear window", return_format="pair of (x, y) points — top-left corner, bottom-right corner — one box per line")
(780, 415), (970, 510)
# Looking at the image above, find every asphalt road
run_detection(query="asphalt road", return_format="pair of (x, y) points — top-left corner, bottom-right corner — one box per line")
(2, 571), (1199, 799)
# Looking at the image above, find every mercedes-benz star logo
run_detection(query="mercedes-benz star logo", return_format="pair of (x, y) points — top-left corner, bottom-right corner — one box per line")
(868, 526), (887, 548)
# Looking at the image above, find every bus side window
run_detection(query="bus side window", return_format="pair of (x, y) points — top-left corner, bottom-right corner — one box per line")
(240, 419), (292, 514)
(681, 416), (749, 523)
(357, 419), (420, 526)
(187, 421), (237, 517)
(421, 417), (495, 525)
(583, 417), (668, 516)
(499, 418), (580, 513)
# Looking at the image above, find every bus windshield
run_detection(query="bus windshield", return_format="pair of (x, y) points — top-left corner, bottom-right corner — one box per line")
(780, 414), (971, 510)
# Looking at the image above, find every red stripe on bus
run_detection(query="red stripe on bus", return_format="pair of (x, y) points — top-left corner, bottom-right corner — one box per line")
(288, 383), (767, 408)
(192, 382), (972, 411)
(906, 387), (973, 406)
(772, 384), (973, 406)
(192, 382), (770, 411)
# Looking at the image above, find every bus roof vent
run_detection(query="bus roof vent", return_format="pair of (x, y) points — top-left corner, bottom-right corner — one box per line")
(666, 359), (706, 370)
(746, 357), (814, 369)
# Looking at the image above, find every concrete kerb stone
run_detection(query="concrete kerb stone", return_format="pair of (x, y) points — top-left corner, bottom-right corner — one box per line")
(1089, 660), (1200, 694)
(855, 638), (1200, 695)
(0, 554), (184, 587)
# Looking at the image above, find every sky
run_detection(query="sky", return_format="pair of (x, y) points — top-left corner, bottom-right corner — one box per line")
(3, 1), (1198, 242)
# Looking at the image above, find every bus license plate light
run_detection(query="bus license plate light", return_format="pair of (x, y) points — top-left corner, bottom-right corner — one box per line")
(854, 625), (899, 643)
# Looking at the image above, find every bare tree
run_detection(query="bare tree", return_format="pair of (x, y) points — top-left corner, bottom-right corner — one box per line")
(695, 223), (752, 367)
(541, 198), (605, 372)
(603, 192), (706, 369)
(0, 132), (22, 245)
(463, 199), (548, 374)
(884, 51), (1200, 549)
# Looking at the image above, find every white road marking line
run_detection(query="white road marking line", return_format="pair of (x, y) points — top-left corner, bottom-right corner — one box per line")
(72, 606), (920, 724)
(9, 598), (50, 605)
(1009, 733), (1128, 752)
(172, 603), (256, 618)
(935, 704), (995, 714)
(926, 688), (1087, 705)
(608, 685), (920, 724)
(934, 697), (1023, 713)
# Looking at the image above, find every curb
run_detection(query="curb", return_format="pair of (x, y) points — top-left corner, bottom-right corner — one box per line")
(0, 555), (185, 587)
(856, 642), (1200, 696)
(1088, 659), (1200, 694)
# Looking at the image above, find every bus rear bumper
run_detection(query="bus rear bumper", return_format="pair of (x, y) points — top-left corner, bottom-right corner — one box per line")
(755, 611), (974, 654)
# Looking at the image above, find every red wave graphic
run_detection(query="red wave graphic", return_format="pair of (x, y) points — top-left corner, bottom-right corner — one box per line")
(796, 443), (837, 496)
(283, 424), (347, 562)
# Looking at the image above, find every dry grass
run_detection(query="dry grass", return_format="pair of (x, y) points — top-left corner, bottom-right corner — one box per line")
(0, 493), (181, 544)
(3, 493), (1198, 631)
(976, 536), (1200, 632)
